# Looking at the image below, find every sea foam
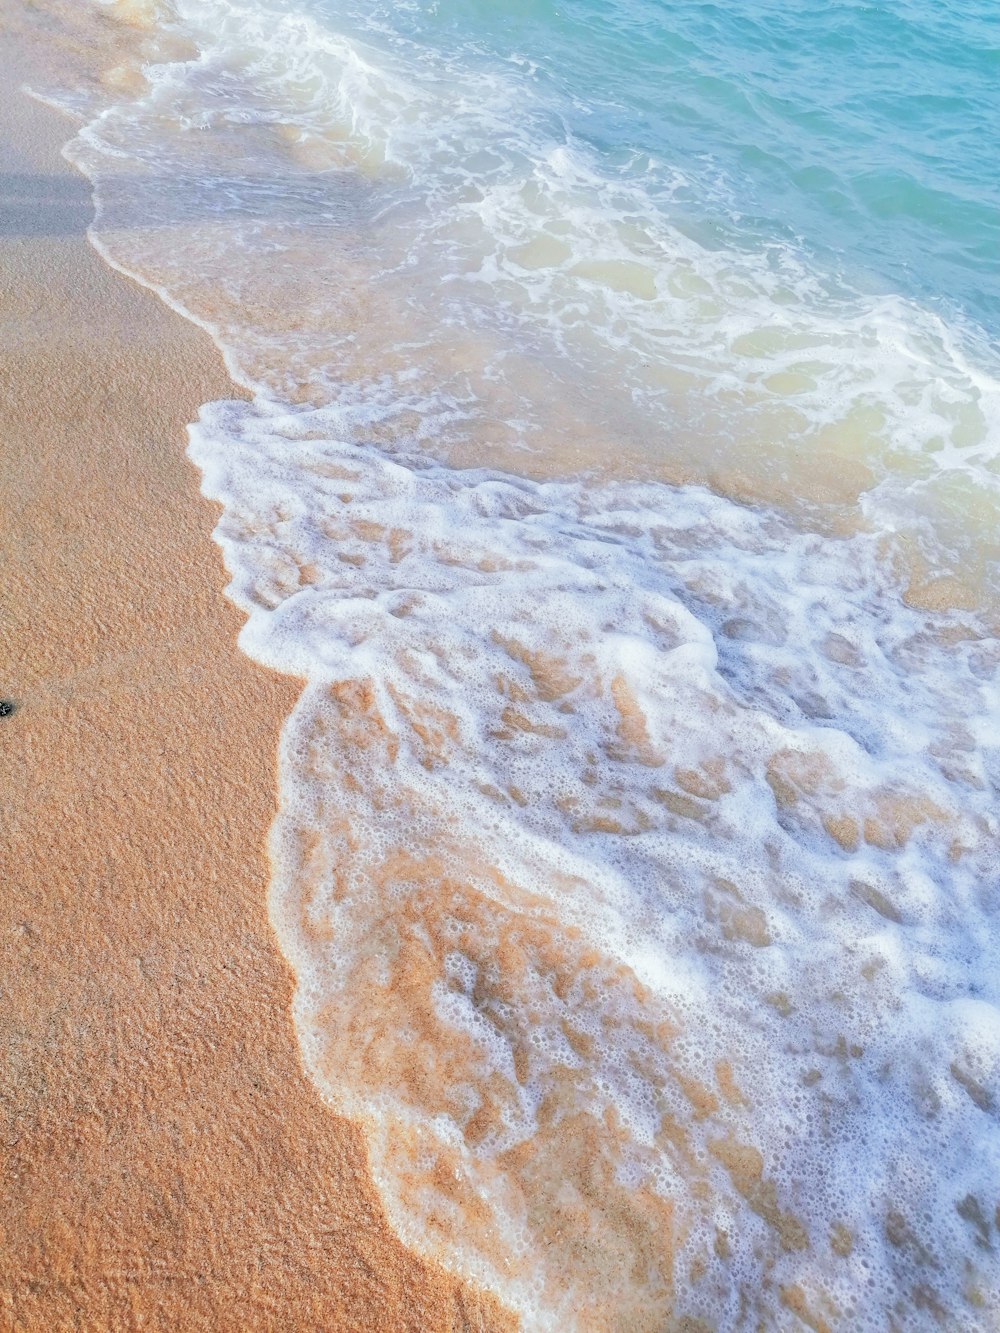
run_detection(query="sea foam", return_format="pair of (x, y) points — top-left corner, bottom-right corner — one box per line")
(186, 392), (1000, 1328)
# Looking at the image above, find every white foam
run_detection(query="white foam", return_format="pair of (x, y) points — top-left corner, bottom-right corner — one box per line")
(186, 393), (1000, 1327)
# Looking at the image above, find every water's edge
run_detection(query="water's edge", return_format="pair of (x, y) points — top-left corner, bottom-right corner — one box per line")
(18, 1), (1000, 1326)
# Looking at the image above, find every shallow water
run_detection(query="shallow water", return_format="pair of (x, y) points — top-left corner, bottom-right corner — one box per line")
(22, 0), (1000, 1325)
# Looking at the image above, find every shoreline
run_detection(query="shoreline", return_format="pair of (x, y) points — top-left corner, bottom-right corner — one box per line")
(0, 24), (508, 1332)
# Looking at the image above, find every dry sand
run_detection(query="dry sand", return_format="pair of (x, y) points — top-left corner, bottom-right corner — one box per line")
(0, 31), (510, 1332)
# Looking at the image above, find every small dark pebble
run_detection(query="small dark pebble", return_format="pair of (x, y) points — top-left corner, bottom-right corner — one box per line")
(0, 700), (16, 718)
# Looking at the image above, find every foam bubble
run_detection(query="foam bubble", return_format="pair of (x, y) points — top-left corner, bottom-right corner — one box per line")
(185, 393), (1000, 1328)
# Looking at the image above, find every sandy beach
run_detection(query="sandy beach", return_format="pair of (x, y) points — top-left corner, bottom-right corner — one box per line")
(0, 29), (509, 1332)
(3, 0), (998, 1325)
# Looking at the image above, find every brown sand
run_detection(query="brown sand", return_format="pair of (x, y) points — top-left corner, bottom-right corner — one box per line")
(0, 34), (510, 1333)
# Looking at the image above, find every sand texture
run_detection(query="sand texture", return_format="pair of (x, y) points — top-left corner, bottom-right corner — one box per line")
(0, 31), (510, 1333)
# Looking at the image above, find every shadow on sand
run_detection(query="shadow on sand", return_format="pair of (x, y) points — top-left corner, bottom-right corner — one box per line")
(0, 170), (95, 238)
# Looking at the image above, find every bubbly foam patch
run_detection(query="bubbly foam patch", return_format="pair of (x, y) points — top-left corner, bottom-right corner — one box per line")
(188, 395), (999, 1329)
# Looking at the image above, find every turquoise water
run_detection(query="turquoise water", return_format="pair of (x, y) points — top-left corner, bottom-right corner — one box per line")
(322, 0), (1000, 335)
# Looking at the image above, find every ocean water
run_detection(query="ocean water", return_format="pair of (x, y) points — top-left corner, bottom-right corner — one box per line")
(25, 0), (1000, 1325)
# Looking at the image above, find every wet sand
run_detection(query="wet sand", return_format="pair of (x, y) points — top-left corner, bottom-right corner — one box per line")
(0, 31), (510, 1333)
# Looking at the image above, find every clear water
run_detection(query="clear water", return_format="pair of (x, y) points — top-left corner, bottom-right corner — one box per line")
(26, 0), (1000, 1325)
(324, 0), (1000, 335)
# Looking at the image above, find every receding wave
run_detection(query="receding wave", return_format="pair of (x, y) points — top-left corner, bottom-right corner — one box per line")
(186, 393), (1000, 1328)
